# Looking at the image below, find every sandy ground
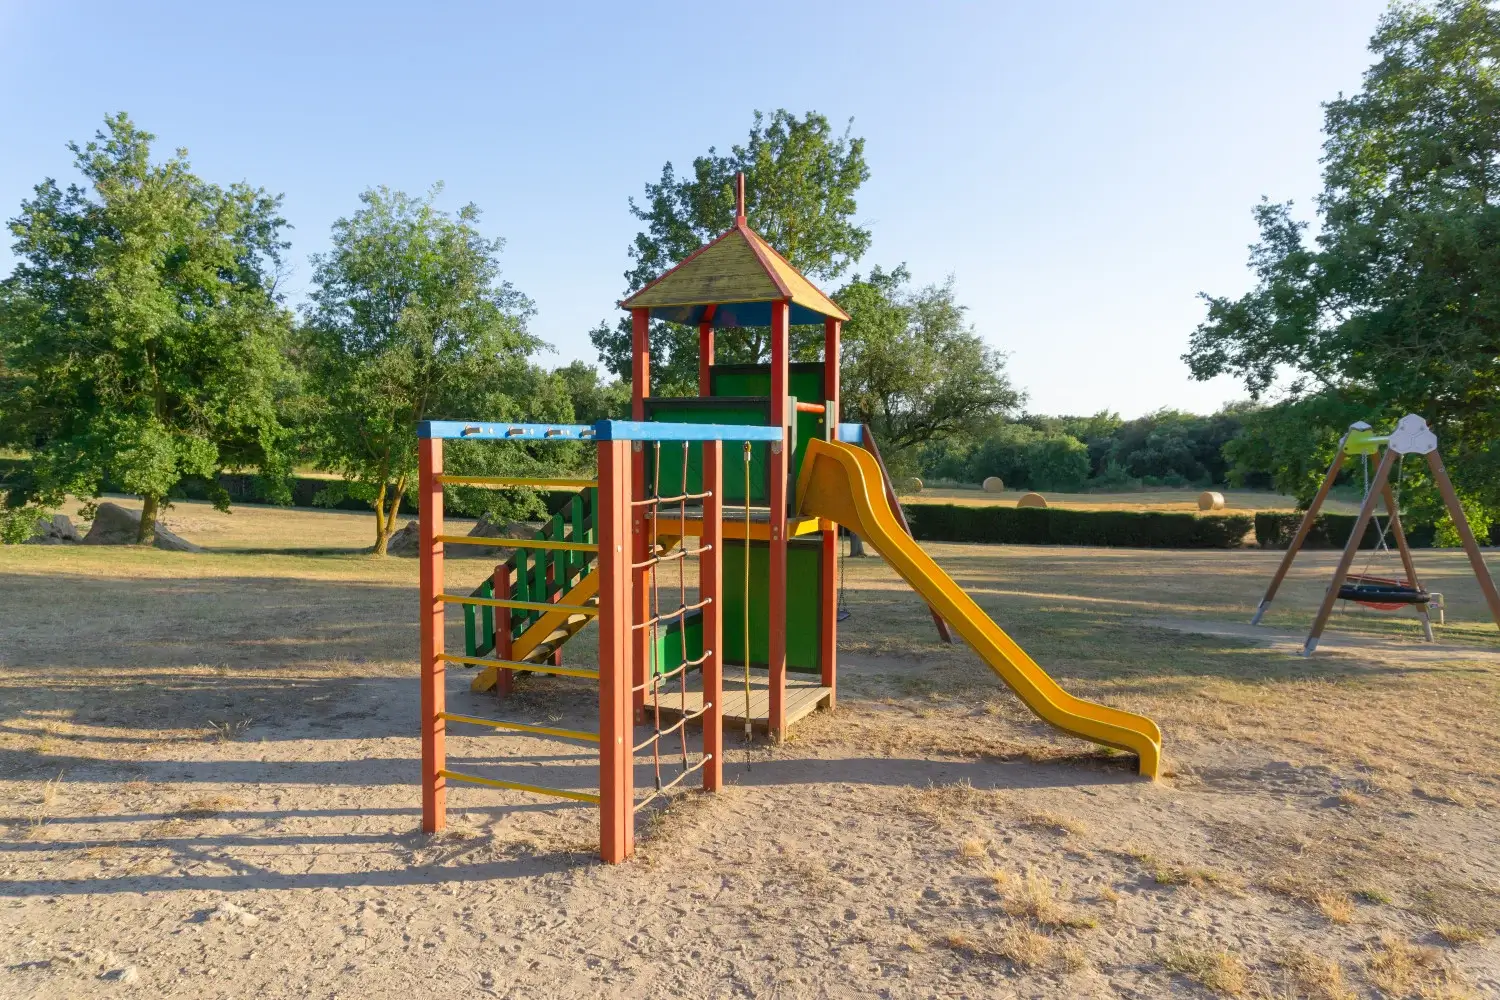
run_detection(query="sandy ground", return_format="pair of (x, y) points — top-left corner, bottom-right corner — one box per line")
(900, 487), (1361, 515)
(2, 498), (1499, 998)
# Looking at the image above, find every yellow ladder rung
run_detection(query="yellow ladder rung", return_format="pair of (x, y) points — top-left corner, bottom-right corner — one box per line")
(435, 475), (599, 489)
(441, 594), (599, 615)
(436, 535), (598, 552)
(438, 653), (599, 680)
(439, 769), (600, 803)
(439, 712), (599, 743)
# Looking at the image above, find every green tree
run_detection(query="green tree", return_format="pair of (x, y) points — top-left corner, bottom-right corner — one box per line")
(591, 109), (871, 393)
(1186, 0), (1500, 506)
(554, 360), (630, 423)
(839, 267), (1022, 471)
(0, 113), (293, 543)
(302, 186), (562, 554)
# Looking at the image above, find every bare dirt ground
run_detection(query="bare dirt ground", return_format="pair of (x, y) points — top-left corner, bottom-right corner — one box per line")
(901, 487), (1361, 514)
(3, 498), (1499, 998)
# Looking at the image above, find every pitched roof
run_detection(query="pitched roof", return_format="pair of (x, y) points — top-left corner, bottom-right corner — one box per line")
(619, 221), (849, 327)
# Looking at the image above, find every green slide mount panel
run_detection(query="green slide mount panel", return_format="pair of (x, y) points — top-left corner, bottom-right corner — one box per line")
(651, 609), (703, 678)
(722, 537), (823, 674)
(711, 363), (828, 490)
(640, 397), (791, 506)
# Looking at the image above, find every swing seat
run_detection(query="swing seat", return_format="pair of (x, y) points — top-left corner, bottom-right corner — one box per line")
(1338, 574), (1430, 610)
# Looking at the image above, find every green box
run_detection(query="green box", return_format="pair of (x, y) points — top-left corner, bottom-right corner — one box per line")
(721, 537), (823, 673)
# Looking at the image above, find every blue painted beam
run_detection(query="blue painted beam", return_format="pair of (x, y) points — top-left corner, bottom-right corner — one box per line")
(418, 419), (785, 443)
(837, 423), (865, 444)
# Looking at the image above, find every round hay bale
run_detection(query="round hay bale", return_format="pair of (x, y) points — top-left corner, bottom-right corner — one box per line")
(1197, 491), (1226, 511)
(1017, 492), (1048, 509)
(898, 477), (923, 494)
(981, 476), (1005, 494)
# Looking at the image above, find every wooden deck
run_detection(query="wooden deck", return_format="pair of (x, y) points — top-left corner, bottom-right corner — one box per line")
(645, 668), (831, 734)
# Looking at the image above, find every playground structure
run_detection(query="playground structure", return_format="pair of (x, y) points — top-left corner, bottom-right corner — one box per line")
(1251, 415), (1500, 656)
(418, 176), (1162, 863)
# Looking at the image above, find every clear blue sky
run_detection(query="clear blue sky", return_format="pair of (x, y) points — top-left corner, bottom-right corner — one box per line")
(0, 1), (1389, 418)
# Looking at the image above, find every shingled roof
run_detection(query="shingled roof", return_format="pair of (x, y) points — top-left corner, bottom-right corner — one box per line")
(619, 218), (849, 328)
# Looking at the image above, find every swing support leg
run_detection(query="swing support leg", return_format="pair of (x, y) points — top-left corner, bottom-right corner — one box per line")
(1381, 484), (1433, 642)
(1304, 448), (1396, 656)
(1428, 451), (1500, 631)
(1254, 442), (1346, 625)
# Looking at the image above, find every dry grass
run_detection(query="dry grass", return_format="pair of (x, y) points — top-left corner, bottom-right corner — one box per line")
(175, 795), (244, 818)
(1315, 891), (1356, 925)
(1280, 948), (1357, 1000)
(1000, 868), (1097, 930)
(1159, 941), (1249, 995)
(997, 925), (1052, 968)
(1433, 922), (1486, 946)
(1364, 934), (1453, 997)
(1019, 810), (1088, 836)
(957, 836), (988, 861)
(897, 780), (1004, 826)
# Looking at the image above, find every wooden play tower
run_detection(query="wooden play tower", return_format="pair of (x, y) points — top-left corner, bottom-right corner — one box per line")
(619, 174), (847, 738)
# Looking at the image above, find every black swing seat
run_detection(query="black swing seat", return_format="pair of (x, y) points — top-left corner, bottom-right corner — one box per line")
(1337, 574), (1430, 605)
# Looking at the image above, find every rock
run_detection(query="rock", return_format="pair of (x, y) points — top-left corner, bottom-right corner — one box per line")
(24, 514), (80, 545)
(386, 515), (537, 558)
(99, 966), (139, 984)
(981, 477), (1005, 494)
(81, 502), (203, 552)
(1017, 492), (1048, 509)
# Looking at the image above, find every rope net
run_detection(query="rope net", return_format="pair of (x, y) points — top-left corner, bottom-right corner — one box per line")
(628, 440), (744, 813)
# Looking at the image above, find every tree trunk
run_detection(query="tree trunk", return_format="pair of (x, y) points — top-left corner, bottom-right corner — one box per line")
(138, 494), (160, 545)
(848, 531), (869, 558)
(372, 482), (390, 555)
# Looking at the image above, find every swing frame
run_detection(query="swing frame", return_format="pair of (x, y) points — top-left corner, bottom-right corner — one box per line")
(1250, 415), (1500, 656)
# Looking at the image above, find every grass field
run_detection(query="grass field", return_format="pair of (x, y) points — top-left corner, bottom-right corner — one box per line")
(2, 498), (1498, 998)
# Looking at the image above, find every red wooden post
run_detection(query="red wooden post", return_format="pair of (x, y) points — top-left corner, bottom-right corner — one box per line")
(768, 298), (790, 738)
(493, 563), (514, 699)
(701, 440), (724, 791)
(698, 304), (717, 397)
(820, 316), (840, 706)
(419, 436), (446, 833)
(630, 308), (651, 719)
(597, 437), (634, 862)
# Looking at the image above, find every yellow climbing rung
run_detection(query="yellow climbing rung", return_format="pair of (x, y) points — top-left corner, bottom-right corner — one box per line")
(439, 769), (600, 803)
(437, 652), (600, 680)
(441, 594), (599, 615)
(439, 711), (599, 743)
(436, 475), (598, 489)
(436, 535), (598, 552)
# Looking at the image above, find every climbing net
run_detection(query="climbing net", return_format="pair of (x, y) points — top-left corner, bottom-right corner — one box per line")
(630, 440), (742, 812)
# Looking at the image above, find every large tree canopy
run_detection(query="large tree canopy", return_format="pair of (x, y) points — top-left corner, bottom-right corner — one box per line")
(301, 186), (569, 553)
(0, 113), (293, 542)
(591, 109), (871, 394)
(1186, 0), (1500, 503)
(839, 266), (1022, 468)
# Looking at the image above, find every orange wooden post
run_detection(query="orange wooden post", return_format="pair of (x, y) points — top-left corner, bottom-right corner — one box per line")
(597, 437), (634, 862)
(419, 436), (446, 833)
(1303, 447), (1396, 656)
(630, 308), (651, 719)
(701, 440), (724, 791)
(768, 298), (790, 738)
(820, 316), (840, 705)
(493, 563), (514, 699)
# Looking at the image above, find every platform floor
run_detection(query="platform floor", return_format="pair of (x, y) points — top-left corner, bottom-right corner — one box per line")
(645, 667), (831, 734)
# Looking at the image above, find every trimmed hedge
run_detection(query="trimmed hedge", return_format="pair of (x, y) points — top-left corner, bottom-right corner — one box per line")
(1254, 511), (1500, 549)
(904, 503), (1253, 549)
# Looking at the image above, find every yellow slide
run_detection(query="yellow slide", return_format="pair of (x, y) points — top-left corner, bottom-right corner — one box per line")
(797, 438), (1162, 777)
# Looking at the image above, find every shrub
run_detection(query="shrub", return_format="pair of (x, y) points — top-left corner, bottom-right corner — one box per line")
(905, 504), (1251, 548)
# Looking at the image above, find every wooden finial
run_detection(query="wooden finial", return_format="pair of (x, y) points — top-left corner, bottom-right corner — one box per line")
(735, 172), (746, 223)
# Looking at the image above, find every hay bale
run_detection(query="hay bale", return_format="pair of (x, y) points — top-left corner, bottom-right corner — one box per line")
(981, 476), (1005, 494)
(1017, 492), (1048, 509)
(81, 502), (202, 551)
(897, 477), (923, 494)
(1197, 491), (1226, 511)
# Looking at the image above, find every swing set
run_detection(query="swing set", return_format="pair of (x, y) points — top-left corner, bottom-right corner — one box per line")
(1250, 414), (1500, 656)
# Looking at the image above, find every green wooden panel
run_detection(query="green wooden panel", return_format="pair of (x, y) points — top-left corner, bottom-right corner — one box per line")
(649, 609), (704, 678)
(722, 538), (822, 673)
(709, 363), (827, 489)
(641, 398), (775, 505)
